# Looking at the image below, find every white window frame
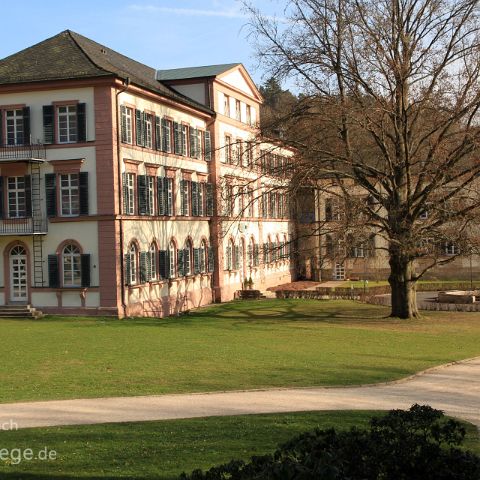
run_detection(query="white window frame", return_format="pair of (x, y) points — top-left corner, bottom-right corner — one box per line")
(60, 173), (80, 217)
(235, 99), (241, 121)
(150, 243), (157, 280)
(147, 176), (155, 215)
(6, 109), (24, 145)
(128, 244), (137, 285)
(200, 241), (207, 273)
(126, 173), (135, 215)
(145, 114), (153, 149)
(184, 240), (192, 276)
(7, 176), (26, 218)
(63, 244), (81, 287)
(444, 242), (460, 255)
(57, 105), (77, 144)
(168, 241), (176, 278)
(122, 107), (133, 144)
(181, 125), (188, 156)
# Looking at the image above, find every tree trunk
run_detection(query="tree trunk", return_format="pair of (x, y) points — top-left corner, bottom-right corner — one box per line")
(388, 252), (419, 319)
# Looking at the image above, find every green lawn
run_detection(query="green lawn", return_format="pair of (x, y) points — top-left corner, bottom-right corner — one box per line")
(0, 411), (477, 479)
(0, 299), (479, 403)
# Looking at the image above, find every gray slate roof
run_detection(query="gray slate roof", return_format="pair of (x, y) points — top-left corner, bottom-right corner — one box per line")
(0, 30), (214, 115)
(156, 63), (240, 81)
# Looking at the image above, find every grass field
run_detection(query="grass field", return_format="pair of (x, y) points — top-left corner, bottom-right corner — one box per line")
(0, 411), (478, 479)
(0, 299), (479, 403)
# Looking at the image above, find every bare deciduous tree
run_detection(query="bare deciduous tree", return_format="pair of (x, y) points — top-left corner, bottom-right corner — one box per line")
(244, 0), (480, 318)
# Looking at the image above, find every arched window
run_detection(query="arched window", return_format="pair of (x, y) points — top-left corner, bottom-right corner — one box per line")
(183, 239), (193, 276)
(126, 243), (137, 285)
(63, 244), (81, 287)
(149, 243), (157, 280)
(199, 240), (207, 273)
(226, 239), (235, 270)
(168, 240), (176, 278)
(248, 237), (255, 267)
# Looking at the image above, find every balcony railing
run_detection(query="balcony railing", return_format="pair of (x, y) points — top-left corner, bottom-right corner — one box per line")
(0, 217), (48, 235)
(0, 143), (46, 161)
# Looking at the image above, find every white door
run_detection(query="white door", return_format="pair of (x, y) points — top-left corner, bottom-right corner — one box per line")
(10, 246), (28, 302)
(333, 263), (345, 280)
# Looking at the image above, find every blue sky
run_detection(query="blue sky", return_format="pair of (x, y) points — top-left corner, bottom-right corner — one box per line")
(0, 0), (283, 86)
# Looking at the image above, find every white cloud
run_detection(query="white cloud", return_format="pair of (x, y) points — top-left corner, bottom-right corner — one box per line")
(128, 4), (247, 19)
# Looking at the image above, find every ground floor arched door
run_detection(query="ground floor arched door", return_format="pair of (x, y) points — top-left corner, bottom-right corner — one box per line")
(9, 245), (28, 302)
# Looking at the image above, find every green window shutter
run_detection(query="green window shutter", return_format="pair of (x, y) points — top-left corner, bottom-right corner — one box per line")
(81, 254), (91, 287)
(120, 106), (127, 143)
(137, 175), (147, 215)
(161, 118), (170, 152)
(226, 245), (232, 270)
(208, 246), (214, 273)
(167, 178), (173, 216)
(234, 245), (240, 270)
(48, 255), (60, 288)
(173, 122), (181, 154)
(191, 182), (198, 216)
(159, 250), (168, 279)
(180, 180), (190, 216)
(140, 251), (151, 283)
(157, 177), (165, 216)
(189, 127), (196, 157)
(204, 131), (212, 161)
(263, 243), (268, 264)
(24, 175), (32, 217)
(193, 248), (200, 274)
(155, 116), (162, 150)
(198, 183), (204, 216)
(206, 183), (214, 216)
(77, 103), (87, 142)
(43, 105), (54, 144)
(79, 172), (89, 215)
(22, 106), (30, 145)
(124, 253), (131, 285)
(177, 249), (185, 277)
(136, 110), (144, 147)
(122, 173), (128, 215)
(45, 173), (57, 217)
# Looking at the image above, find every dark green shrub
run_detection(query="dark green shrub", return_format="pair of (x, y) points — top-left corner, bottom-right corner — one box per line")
(179, 405), (480, 480)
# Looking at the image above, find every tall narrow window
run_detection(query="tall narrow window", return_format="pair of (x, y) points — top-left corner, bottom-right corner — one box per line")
(63, 244), (81, 287)
(224, 135), (232, 163)
(224, 94), (230, 117)
(144, 114), (153, 149)
(162, 118), (172, 152)
(8, 177), (26, 218)
(121, 106), (133, 144)
(150, 243), (157, 280)
(127, 243), (138, 285)
(184, 240), (192, 276)
(6, 109), (24, 145)
(181, 125), (188, 156)
(125, 173), (135, 215)
(246, 105), (251, 125)
(235, 100), (241, 121)
(168, 241), (176, 278)
(199, 240), (207, 273)
(147, 176), (155, 215)
(58, 105), (78, 143)
(60, 173), (80, 216)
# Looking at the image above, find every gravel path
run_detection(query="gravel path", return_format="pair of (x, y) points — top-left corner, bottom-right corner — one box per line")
(0, 357), (478, 430)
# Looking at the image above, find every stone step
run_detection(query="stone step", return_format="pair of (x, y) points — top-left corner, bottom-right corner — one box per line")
(0, 306), (43, 319)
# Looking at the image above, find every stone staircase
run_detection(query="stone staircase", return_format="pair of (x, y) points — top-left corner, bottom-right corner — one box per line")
(0, 305), (43, 319)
